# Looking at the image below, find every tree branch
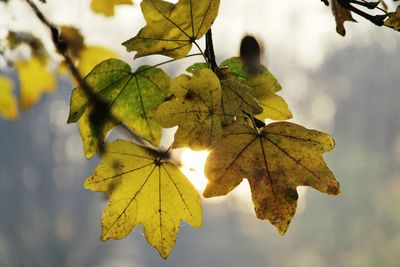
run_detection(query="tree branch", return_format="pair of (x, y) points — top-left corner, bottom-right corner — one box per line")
(205, 29), (218, 72)
(24, 0), (152, 153)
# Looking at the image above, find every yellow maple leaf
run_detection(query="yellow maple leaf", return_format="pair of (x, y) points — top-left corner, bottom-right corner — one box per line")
(91, 0), (133, 17)
(85, 140), (202, 258)
(123, 0), (220, 59)
(220, 57), (292, 121)
(77, 45), (118, 77)
(0, 76), (19, 120)
(204, 121), (340, 234)
(15, 57), (55, 110)
(155, 68), (223, 150)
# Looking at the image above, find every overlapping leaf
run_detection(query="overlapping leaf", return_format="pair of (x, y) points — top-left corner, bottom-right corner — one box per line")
(91, 0), (133, 17)
(204, 121), (340, 234)
(0, 76), (18, 120)
(15, 57), (55, 110)
(85, 140), (202, 258)
(186, 63), (263, 125)
(122, 0), (220, 58)
(331, 0), (356, 36)
(77, 46), (119, 77)
(68, 59), (170, 158)
(220, 57), (292, 121)
(219, 78), (263, 125)
(155, 68), (223, 150)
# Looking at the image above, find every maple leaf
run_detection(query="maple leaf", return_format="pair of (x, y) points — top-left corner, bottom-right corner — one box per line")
(85, 140), (202, 258)
(77, 46), (119, 76)
(91, 0), (133, 17)
(331, 0), (356, 36)
(78, 107), (117, 159)
(220, 57), (292, 121)
(384, 6), (400, 31)
(122, 0), (220, 59)
(155, 68), (223, 150)
(219, 78), (263, 125)
(185, 63), (263, 126)
(68, 59), (170, 158)
(0, 76), (18, 120)
(203, 121), (340, 234)
(15, 57), (56, 110)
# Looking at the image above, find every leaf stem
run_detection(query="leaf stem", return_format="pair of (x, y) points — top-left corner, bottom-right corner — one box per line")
(136, 53), (203, 74)
(193, 41), (208, 63)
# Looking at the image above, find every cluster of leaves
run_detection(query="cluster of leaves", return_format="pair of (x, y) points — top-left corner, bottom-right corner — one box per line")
(66, 0), (341, 258)
(2, 0), (400, 260)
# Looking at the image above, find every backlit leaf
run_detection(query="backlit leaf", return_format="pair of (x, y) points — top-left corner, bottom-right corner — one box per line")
(15, 57), (55, 110)
(68, 59), (170, 158)
(122, 0), (220, 59)
(204, 121), (340, 234)
(78, 107), (117, 159)
(220, 57), (292, 121)
(91, 0), (133, 17)
(185, 63), (263, 125)
(155, 68), (222, 150)
(85, 140), (202, 258)
(0, 76), (18, 120)
(219, 78), (262, 125)
(331, 0), (356, 36)
(77, 46), (119, 77)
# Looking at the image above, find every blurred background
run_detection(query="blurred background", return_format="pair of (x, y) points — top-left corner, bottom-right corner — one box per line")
(1, 0), (400, 266)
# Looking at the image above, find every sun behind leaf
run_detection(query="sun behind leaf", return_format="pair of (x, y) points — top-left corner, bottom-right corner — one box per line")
(85, 140), (202, 259)
(204, 121), (340, 234)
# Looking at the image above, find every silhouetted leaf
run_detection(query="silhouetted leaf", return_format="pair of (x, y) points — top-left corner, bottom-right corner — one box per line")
(331, 0), (356, 36)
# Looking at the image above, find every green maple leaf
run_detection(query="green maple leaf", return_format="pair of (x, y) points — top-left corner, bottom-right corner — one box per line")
(204, 121), (340, 234)
(122, 0), (220, 59)
(155, 68), (223, 150)
(220, 57), (292, 121)
(85, 140), (202, 258)
(68, 58), (170, 158)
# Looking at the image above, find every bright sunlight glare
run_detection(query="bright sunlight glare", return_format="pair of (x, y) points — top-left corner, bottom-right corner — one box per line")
(179, 149), (209, 191)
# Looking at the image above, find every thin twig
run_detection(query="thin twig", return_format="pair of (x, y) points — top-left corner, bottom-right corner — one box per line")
(25, 0), (159, 152)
